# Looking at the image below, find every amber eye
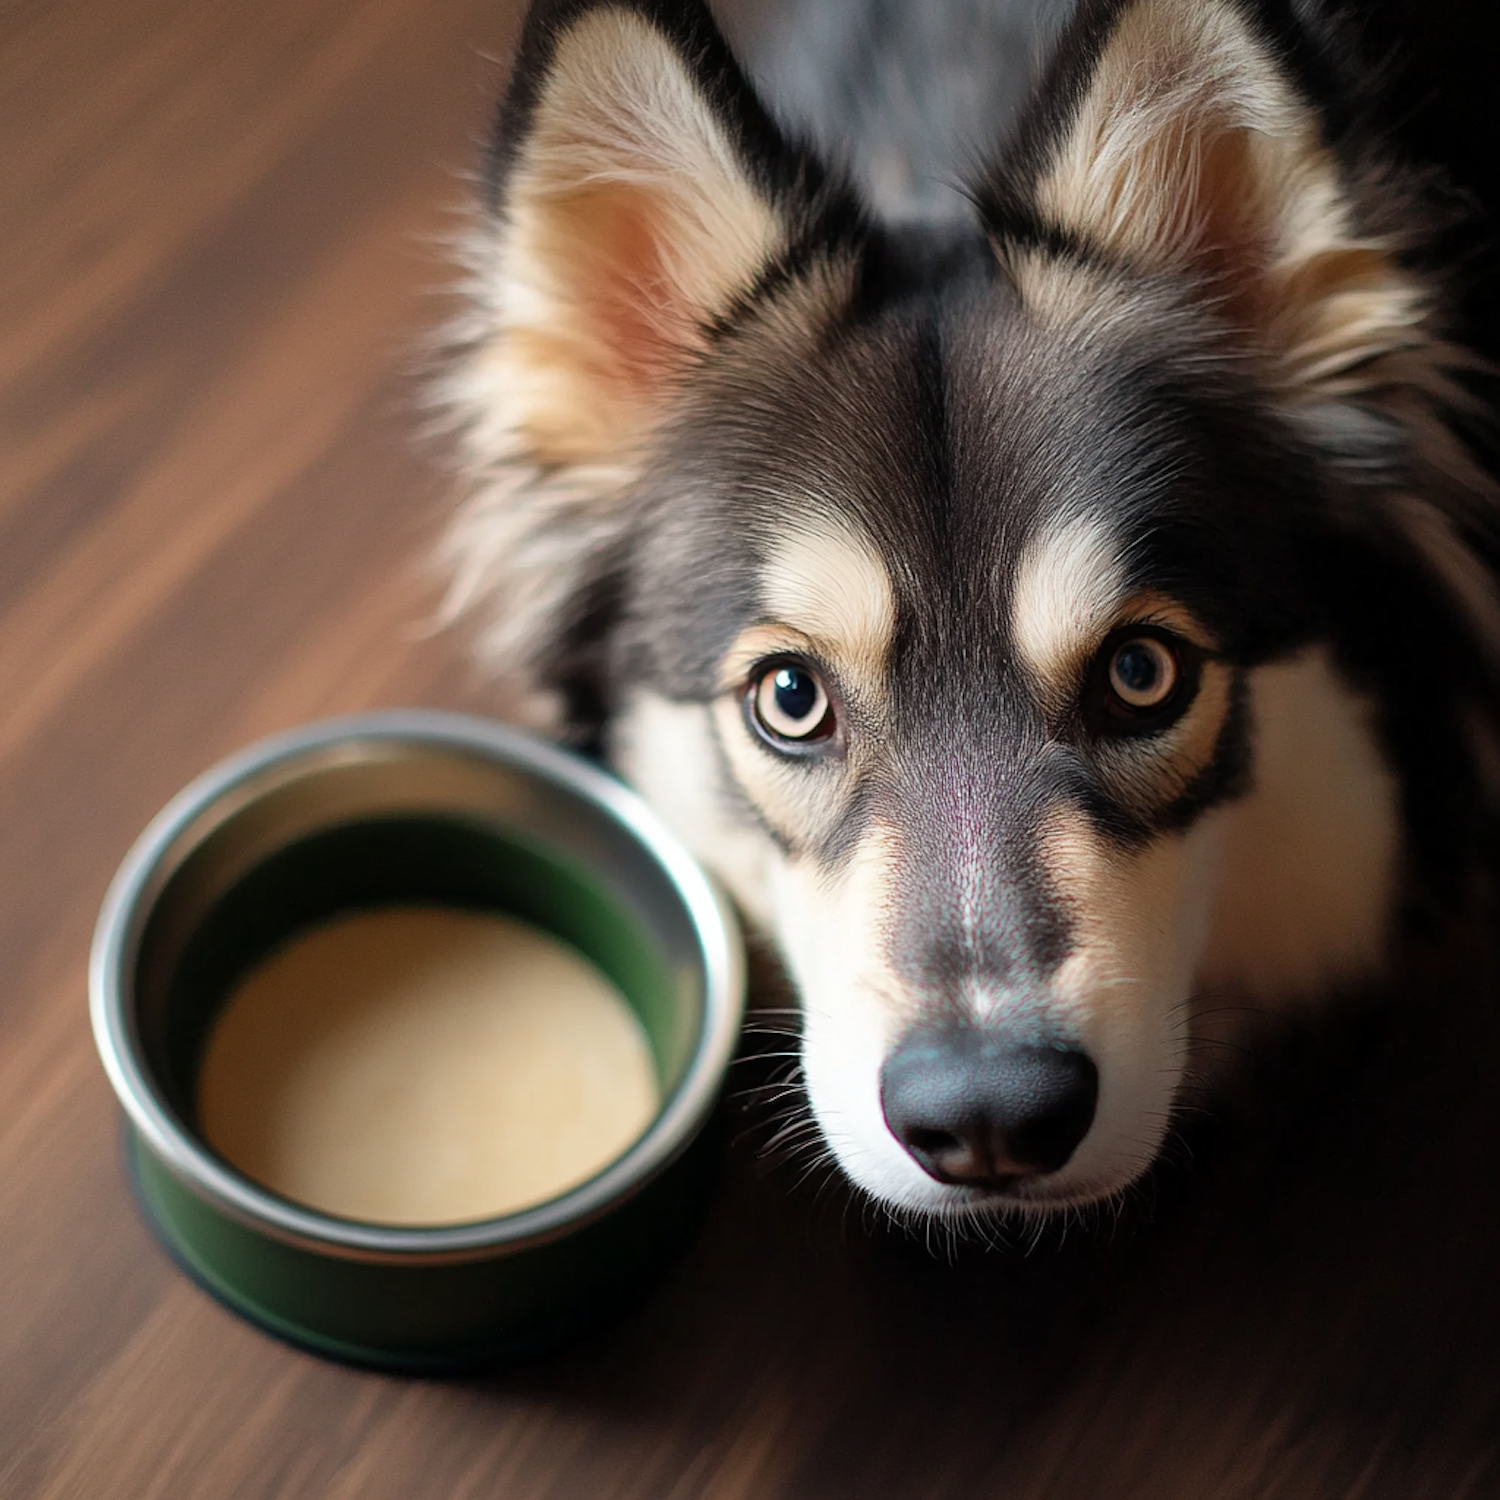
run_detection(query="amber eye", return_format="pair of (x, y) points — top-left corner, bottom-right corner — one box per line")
(1084, 628), (1197, 737)
(1107, 636), (1178, 710)
(749, 661), (836, 747)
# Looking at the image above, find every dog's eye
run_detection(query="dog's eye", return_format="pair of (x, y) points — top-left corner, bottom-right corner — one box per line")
(1086, 629), (1197, 736)
(748, 661), (836, 747)
(1108, 637), (1177, 709)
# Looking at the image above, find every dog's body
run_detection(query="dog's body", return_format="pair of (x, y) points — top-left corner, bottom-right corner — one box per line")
(440, 0), (1500, 1223)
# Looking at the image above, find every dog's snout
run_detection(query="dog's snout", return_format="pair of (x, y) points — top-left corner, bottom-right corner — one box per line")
(879, 1028), (1098, 1189)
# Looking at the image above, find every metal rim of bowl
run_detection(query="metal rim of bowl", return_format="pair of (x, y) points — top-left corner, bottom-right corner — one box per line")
(90, 710), (745, 1264)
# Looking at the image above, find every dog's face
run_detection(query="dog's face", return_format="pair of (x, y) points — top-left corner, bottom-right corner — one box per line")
(607, 261), (1408, 1217)
(444, 0), (1500, 1218)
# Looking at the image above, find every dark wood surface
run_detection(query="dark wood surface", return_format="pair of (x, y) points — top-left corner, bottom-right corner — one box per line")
(7, 1), (1500, 1496)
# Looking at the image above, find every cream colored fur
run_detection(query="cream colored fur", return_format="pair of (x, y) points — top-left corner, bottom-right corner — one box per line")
(611, 690), (779, 928)
(1197, 648), (1399, 1004)
(759, 517), (898, 686)
(1011, 514), (1131, 698)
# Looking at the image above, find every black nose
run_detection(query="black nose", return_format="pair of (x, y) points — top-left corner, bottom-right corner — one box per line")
(880, 1027), (1099, 1189)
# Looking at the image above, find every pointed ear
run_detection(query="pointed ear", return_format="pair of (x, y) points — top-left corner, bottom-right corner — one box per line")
(461, 0), (840, 467)
(983, 0), (1443, 409)
(439, 0), (855, 726)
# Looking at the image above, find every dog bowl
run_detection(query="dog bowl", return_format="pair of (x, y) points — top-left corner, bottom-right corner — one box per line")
(90, 711), (744, 1372)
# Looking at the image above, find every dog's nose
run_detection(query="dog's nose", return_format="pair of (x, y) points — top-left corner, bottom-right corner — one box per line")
(879, 1027), (1098, 1188)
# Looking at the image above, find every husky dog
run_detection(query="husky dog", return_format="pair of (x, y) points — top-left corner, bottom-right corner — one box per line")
(439, 0), (1500, 1222)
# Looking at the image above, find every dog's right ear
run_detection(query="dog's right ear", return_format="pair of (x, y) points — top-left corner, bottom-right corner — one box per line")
(440, 0), (853, 725)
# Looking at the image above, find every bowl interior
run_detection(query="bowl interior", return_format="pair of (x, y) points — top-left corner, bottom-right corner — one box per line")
(124, 735), (711, 1211)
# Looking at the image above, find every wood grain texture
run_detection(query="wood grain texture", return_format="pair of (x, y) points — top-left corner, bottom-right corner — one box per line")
(5, 2), (1500, 1497)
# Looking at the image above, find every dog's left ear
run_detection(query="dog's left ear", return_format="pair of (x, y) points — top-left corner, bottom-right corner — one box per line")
(981, 0), (1451, 424)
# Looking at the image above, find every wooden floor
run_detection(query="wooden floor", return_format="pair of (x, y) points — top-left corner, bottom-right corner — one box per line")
(7, 1), (1500, 1496)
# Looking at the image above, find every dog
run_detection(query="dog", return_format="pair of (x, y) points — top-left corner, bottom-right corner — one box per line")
(436, 0), (1500, 1225)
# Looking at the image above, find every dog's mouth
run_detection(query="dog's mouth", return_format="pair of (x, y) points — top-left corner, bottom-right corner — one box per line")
(788, 986), (1158, 1221)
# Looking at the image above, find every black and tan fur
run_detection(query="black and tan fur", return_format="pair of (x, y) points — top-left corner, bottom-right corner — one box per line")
(438, 0), (1500, 1221)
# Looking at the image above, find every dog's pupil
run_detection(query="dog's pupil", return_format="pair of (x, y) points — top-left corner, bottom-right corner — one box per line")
(775, 668), (818, 722)
(1115, 643), (1160, 695)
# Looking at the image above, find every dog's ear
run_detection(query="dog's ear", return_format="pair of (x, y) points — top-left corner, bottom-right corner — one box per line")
(982, 0), (1444, 414)
(440, 0), (853, 727)
(472, 0), (836, 466)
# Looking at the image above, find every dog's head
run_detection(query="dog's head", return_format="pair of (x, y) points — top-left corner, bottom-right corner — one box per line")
(442, 0), (1500, 1218)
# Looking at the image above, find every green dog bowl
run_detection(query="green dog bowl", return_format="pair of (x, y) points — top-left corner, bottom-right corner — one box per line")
(90, 711), (744, 1372)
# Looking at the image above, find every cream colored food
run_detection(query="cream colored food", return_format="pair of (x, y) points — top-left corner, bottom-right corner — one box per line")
(197, 906), (659, 1225)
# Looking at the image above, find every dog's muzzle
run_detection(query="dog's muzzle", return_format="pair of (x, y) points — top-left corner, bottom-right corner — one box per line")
(879, 1026), (1098, 1190)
